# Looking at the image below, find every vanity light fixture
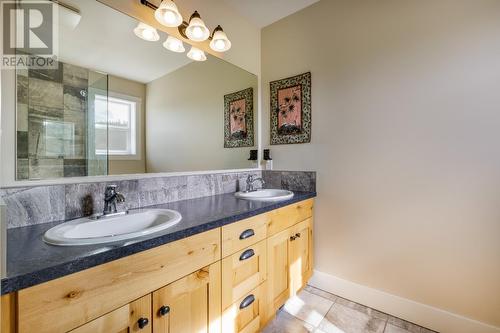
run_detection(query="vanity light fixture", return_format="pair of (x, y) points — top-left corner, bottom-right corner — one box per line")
(187, 46), (207, 61)
(185, 11), (210, 42)
(163, 36), (185, 53)
(133, 22), (160, 41)
(140, 0), (232, 54)
(209, 25), (231, 52)
(154, 0), (183, 27)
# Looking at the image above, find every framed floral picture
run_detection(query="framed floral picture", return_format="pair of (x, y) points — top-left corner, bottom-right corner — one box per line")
(224, 87), (254, 148)
(270, 72), (311, 145)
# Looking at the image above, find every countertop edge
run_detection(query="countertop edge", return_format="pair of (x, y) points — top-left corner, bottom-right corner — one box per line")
(1, 191), (316, 294)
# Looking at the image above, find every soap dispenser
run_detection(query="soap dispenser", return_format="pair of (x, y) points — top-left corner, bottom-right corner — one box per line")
(263, 149), (273, 170)
(248, 149), (258, 168)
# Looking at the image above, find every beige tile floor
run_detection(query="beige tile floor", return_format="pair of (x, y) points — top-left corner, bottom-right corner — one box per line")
(262, 285), (438, 333)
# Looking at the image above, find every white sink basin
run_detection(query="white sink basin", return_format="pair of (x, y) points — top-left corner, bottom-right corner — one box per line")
(43, 209), (182, 246)
(235, 189), (294, 202)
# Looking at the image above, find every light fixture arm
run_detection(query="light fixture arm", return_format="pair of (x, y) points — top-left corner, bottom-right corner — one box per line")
(139, 0), (214, 41)
(211, 25), (223, 38)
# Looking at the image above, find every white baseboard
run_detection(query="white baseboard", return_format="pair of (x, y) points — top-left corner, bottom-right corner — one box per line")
(309, 270), (500, 333)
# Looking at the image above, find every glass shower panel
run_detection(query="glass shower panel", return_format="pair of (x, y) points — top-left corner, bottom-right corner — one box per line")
(15, 60), (109, 180)
(87, 72), (109, 177)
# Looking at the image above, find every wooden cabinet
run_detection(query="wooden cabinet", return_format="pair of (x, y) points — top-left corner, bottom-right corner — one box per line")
(267, 218), (313, 317)
(17, 229), (220, 333)
(152, 263), (221, 333)
(69, 295), (152, 333)
(2, 199), (314, 333)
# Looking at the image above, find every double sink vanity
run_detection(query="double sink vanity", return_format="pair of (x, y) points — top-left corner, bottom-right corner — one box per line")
(43, 184), (295, 247)
(1, 183), (315, 333)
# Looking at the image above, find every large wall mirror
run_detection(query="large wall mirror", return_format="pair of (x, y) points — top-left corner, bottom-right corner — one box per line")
(13, 0), (258, 181)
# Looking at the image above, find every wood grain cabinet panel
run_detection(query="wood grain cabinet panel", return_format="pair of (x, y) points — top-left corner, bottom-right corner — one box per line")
(266, 217), (313, 319)
(1, 294), (16, 333)
(152, 262), (221, 333)
(222, 282), (267, 333)
(222, 239), (267, 309)
(289, 218), (313, 295)
(267, 199), (313, 237)
(222, 214), (269, 258)
(17, 229), (220, 333)
(69, 295), (152, 333)
(266, 227), (292, 317)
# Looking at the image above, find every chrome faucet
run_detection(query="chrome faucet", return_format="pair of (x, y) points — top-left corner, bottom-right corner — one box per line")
(103, 185), (125, 215)
(245, 175), (265, 192)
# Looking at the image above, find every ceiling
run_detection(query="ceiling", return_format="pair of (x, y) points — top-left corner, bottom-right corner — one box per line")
(59, 0), (193, 83)
(222, 0), (320, 28)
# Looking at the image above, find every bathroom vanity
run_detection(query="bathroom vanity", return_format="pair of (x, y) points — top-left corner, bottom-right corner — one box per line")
(1, 195), (315, 333)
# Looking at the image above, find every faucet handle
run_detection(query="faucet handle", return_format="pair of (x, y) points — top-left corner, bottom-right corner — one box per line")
(104, 185), (118, 201)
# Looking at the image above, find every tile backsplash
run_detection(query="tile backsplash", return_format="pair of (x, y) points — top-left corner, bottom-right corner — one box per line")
(0, 170), (316, 229)
(262, 170), (316, 192)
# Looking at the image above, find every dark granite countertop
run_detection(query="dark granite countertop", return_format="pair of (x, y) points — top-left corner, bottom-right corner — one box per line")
(1, 191), (316, 294)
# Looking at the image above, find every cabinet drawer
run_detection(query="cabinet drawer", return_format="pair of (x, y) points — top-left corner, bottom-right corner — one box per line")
(222, 282), (267, 333)
(222, 213), (269, 257)
(267, 199), (314, 236)
(222, 239), (267, 309)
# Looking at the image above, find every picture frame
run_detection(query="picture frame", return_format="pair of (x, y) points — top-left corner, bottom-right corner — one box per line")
(270, 72), (311, 145)
(224, 87), (254, 148)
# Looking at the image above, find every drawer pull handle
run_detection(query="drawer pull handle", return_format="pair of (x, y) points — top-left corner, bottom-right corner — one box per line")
(240, 294), (255, 309)
(159, 305), (170, 316)
(138, 317), (149, 329)
(239, 249), (255, 261)
(239, 229), (255, 240)
(295, 233), (301, 238)
(290, 236), (296, 241)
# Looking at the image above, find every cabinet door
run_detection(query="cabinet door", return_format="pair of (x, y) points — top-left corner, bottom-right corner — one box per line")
(69, 294), (152, 333)
(267, 218), (313, 319)
(152, 262), (221, 333)
(289, 218), (313, 295)
(266, 227), (291, 317)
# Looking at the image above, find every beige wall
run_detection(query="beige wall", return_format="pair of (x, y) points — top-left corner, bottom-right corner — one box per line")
(146, 57), (257, 173)
(108, 75), (146, 175)
(262, 0), (500, 328)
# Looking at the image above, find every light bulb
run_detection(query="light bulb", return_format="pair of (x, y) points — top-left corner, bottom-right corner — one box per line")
(187, 46), (207, 61)
(214, 39), (226, 51)
(133, 22), (160, 42)
(163, 11), (176, 24)
(155, 0), (183, 27)
(163, 36), (185, 53)
(185, 11), (210, 42)
(192, 26), (203, 39)
(142, 29), (155, 40)
(209, 25), (231, 52)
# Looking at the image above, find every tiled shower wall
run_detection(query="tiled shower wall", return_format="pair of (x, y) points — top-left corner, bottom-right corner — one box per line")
(16, 61), (99, 180)
(0, 170), (315, 229)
